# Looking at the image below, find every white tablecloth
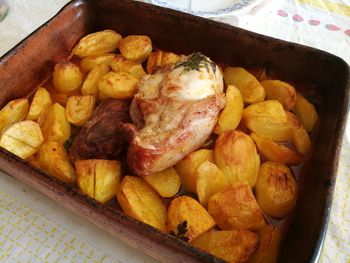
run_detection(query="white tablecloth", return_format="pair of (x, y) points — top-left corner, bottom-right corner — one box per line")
(0, 0), (349, 262)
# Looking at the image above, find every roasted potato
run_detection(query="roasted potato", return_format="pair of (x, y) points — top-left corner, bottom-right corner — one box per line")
(0, 98), (29, 134)
(293, 92), (318, 132)
(250, 132), (304, 165)
(195, 161), (230, 207)
(72, 30), (122, 58)
(208, 181), (266, 230)
(98, 71), (139, 99)
(40, 103), (71, 143)
(261, 80), (297, 111)
(248, 225), (282, 263)
(80, 53), (116, 73)
(110, 55), (146, 79)
(191, 230), (258, 263)
(0, 120), (43, 159)
(119, 35), (152, 62)
(174, 149), (214, 193)
(81, 63), (110, 96)
(255, 161), (297, 218)
(146, 51), (181, 74)
(143, 167), (181, 198)
(287, 112), (311, 155)
(65, 95), (96, 127)
(224, 67), (265, 104)
(214, 130), (260, 187)
(117, 176), (167, 232)
(243, 100), (292, 142)
(52, 61), (83, 93)
(37, 141), (76, 184)
(167, 195), (215, 241)
(76, 159), (121, 204)
(214, 85), (244, 134)
(27, 87), (52, 121)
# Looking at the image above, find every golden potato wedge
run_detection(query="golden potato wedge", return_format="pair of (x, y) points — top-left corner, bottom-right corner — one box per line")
(37, 141), (76, 184)
(98, 71), (139, 99)
(191, 230), (258, 263)
(208, 181), (266, 230)
(0, 120), (43, 159)
(76, 159), (121, 203)
(255, 161), (297, 218)
(224, 67), (265, 104)
(195, 161), (230, 207)
(40, 103), (71, 143)
(117, 176), (167, 232)
(248, 225), (282, 263)
(287, 112), (311, 155)
(243, 100), (292, 142)
(52, 61), (83, 93)
(110, 55), (146, 79)
(72, 30), (122, 58)
(45, 85), (80, 107)
(250, 132), (304, 165)
(214, 130), (260, 187)
(65, 95), (96, 126)
(80, 53), (116, 73)
(81, 63), (110, 96)
(293, 92), (318, 132)
(214, 85), (244, 134)
(27, 87), (52, 121)
(174, 149), (214, 193)
(167, 195), (215, 241)
(119, 35), (152, 62)
(146, 51), (180, 74)
(143, 167), (181, 198)
(0, 98), (29, 134)
(261, 80), (297, 111)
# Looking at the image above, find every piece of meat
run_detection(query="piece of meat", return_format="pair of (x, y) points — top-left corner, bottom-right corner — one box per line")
(69, 99), (131, 162)
(128, 53), (226, 176)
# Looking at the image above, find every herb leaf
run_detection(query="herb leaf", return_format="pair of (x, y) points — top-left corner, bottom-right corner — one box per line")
(175, 52), (216, 74)
(169, 220), (189, 242)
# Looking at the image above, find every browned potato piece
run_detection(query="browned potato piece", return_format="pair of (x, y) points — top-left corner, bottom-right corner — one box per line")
(191, 230), (258, 263)
(117, 176), (167, 232)
(98, 71), (139, 99)
(76, 159), (121, 203)
(174, 149), (214, 193)
(66, 95), (96, 127)
(214, 85), (244, 134)
(41, 103), (71, 143)
(110, 55), (146, 79)
(80, 53), (116, 73)
(248, 225), (282, 263)
(0, 121), (43, 159)
(243, 100), (292, 142)
(81, 63), (110, 96)
(52, 61), (83, 93)
(167, 195), (215, 241)
(261, 80), (297, 111)
(287, 112), (311, 155)
(146, 51), (181, 74)
(72, 30), (122, 58)
(37, 142), (76, 184)
(195, 161), (230, 207)
(214, 131), (260, 187)
(119, 35), (152, 62)
(27, 87), (52, 121)
(0, 98), (29, 134)
(250, 132), (304, 165)
(208, 181), (266, 230)
(255, 161), (297, 218)
(293, 92), (318, 132)
(143, 167), (181, 198)
(224, 67), (265, 104)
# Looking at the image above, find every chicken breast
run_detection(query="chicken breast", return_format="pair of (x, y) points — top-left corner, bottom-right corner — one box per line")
(128, 53), (226, 176)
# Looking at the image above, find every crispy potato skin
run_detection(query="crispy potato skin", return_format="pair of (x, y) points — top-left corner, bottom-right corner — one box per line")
(261, 80), (296, 111)
(208, 181), (266, 231)
(119, 35), (152, 62)
(27, 87), (52, 121)
(53, 61), (83, 93)
(65, 95), (96, 127)
(81, 63), (110, 96)
(0, 98), (29, 134)
(79, 53), (116, 73)
(191, 230), (258, 263)
(146, 51), (180, 74)
(110, 55), (146, 79)
(293, 92), (318, 132)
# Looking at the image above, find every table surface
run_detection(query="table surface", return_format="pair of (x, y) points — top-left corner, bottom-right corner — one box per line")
(0, 0), (349, 262)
